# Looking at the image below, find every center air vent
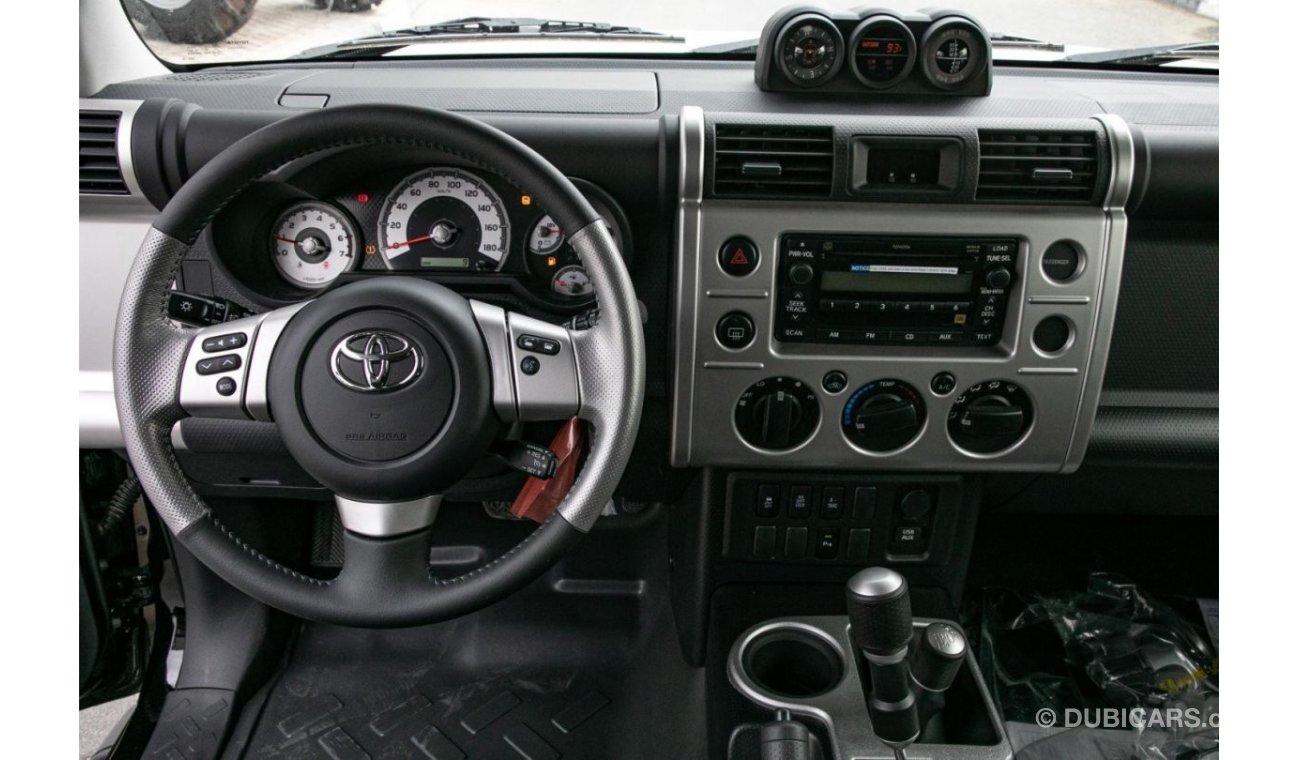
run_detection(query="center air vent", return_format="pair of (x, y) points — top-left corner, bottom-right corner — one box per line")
(977, 130), (1102, 204)
(80, 110), (128, 195)
(713, 125), (834, 199)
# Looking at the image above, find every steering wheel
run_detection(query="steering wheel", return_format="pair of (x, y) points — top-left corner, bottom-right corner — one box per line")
(113, 105), (644, 627)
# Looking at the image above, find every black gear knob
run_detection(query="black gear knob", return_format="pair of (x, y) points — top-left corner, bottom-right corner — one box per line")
(846, 567), (913, 657)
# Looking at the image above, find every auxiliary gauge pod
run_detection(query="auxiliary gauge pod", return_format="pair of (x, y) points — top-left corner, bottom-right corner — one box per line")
(846, 568), (967, 759)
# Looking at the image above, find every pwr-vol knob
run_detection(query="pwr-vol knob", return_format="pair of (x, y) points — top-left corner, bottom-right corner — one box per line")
(735, 377), (821, 451)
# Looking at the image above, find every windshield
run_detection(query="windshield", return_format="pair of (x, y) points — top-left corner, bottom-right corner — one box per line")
(121, 0), (1218, 66)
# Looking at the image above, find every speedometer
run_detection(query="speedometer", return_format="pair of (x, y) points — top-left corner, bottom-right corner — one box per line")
(378, 168), (510, 271)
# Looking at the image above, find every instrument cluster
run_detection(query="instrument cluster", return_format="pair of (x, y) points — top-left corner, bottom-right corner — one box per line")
(212, 164), (629, 311)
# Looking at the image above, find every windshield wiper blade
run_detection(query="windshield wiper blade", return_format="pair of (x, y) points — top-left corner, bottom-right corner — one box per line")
(989, 33), (1065, 52)
(1062, 41), (1218, 66)
(295, 16), (684, 58)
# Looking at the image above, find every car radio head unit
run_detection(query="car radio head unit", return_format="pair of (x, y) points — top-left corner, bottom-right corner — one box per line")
(775, 234), (1018, 347)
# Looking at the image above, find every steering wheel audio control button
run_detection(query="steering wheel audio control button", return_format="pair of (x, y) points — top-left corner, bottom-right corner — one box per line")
(520, 356), (541, 375)
(202, 332), (248, 352)
(516, 334), (561, 355)
(215, 377), (237, 396)
(195, 354), (242, 375)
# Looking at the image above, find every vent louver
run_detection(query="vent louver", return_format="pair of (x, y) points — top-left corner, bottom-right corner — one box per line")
(80, 110), (128, 195)
(977, 130), (1101, 204)
(713, 124), (834, 199)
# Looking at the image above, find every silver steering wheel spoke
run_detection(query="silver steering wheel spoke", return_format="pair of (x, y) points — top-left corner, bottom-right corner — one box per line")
(470, 300), (581, 423)
(335, 494), (443, 538)
(177, 302), (307, 421)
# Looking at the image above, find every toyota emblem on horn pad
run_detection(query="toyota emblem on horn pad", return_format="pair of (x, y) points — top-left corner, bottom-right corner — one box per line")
(330, 331), (423, 392)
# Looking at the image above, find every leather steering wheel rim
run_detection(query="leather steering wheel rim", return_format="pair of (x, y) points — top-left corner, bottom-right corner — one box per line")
(113, 104), (645, 627)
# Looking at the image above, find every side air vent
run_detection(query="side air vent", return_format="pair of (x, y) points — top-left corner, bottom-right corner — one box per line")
(80, 110), (128, 195)
(713, 124), (834, 199)
(977, 130), (1102, 204)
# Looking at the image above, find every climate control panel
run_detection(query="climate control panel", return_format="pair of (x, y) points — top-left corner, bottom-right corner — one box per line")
(671, 107), (1131, 473)
(731, 375), (1035, 459)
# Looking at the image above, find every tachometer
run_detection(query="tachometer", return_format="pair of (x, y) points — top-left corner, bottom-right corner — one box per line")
(270, 201), (359, 290)
(378, 168), (510, 271)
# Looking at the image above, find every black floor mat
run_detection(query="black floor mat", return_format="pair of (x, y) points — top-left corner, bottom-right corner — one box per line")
(225, 551), (705, 759)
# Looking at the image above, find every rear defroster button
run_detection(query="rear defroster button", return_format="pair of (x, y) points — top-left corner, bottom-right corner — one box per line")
(716, 312), (756, 350)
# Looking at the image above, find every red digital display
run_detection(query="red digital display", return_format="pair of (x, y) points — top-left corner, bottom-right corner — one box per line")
(861, 37), (907, 55)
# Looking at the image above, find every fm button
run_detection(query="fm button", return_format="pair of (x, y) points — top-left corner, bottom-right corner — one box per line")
(719, 237), (759, 277)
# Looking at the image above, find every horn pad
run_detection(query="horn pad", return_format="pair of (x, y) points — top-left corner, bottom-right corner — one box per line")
(267, 278), (495, 500)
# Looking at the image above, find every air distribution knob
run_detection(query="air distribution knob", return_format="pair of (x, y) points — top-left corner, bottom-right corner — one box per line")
(842, 379), (926, 452)
(947, 380), (1034, 453)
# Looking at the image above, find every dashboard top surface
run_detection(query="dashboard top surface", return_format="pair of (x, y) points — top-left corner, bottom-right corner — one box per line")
(95, 58), (1217, 128)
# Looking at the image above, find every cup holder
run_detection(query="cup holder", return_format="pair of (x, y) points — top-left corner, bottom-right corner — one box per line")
(739, 625), (845, 699)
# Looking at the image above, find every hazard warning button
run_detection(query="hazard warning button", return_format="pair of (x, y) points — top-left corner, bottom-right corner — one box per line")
(718, 236), (760, 277)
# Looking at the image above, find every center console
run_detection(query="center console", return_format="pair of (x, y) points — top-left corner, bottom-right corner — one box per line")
(671, 106), (1134, 473)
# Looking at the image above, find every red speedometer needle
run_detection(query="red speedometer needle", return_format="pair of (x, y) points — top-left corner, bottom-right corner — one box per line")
(274, 236), (296, 244)
(386, 234), (431, 250)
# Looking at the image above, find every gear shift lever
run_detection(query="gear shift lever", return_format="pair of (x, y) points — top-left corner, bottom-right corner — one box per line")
(846, 567), (919, 758)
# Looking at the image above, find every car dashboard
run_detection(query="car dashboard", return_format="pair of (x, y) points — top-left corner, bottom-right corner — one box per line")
(80, 53), (1217, 483)
(77, 18), (1219, 757)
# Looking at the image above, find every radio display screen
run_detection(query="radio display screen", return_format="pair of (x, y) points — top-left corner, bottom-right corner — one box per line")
(821, 264), (972, 295)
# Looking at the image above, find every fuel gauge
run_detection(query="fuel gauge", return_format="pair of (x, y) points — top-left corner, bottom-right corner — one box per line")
(551, 265), (593, 298)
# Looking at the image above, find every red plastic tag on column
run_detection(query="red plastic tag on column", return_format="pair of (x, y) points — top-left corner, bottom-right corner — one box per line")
(509, 418), (585, 523)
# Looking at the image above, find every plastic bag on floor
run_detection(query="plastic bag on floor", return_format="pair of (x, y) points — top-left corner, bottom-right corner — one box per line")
(977, 572), (1218, 759)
